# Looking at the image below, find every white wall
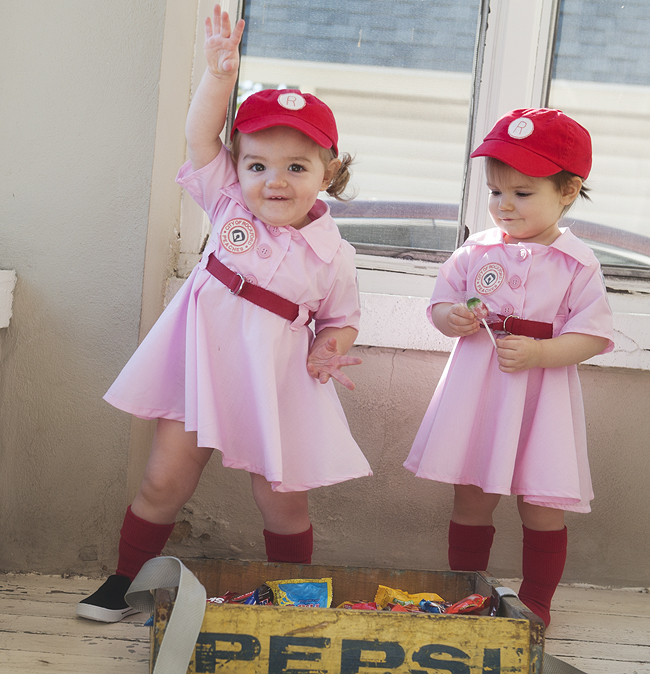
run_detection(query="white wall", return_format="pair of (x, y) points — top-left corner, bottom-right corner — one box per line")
(0, 0), (189, 572)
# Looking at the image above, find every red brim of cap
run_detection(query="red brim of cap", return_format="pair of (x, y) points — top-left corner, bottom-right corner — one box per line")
(235, 115), (336, 154)
(470, 140), (564, 177)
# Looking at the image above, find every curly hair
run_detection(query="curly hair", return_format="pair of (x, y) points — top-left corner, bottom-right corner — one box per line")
(320, 147), (356, 202)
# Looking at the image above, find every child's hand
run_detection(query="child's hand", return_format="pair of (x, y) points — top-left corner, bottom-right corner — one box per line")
(446, 303), (481, 337)
(307, 337), (363, 391)
(496, 335), (542, 372)
(204, 5), (245, 80)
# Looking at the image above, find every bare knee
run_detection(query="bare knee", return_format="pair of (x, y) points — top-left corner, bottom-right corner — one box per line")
(452, 484), (501, 526)
(517, 497), (565, 530)
(137, 469), (183, 508)
(132, 419), (211, 523)
(250, 473), (310, 534)
(132, 468), (192, 523)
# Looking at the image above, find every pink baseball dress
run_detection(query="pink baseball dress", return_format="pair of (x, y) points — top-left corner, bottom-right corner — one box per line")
(104, 146), (372, 492)
(404, 227), (614, 512)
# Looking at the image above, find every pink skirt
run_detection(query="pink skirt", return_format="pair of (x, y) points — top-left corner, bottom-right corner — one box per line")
(105, 264), (372, 492)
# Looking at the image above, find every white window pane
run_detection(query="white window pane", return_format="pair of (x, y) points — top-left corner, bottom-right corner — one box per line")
(239, 0), (481, 256)
(548, 0), (650, 271)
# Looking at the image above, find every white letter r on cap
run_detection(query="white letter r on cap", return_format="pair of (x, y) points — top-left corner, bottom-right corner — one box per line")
(508, 117), (534, 139)
(278, 93), (306, 110)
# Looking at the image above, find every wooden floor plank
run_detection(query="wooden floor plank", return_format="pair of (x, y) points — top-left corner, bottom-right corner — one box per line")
(0, 574), (103, 598)
(547, 637), (650, 663)
(0, 613), (150, 640)
(0, 598), (147, 621)
(547, 613), (650, 646)
(0, 574), (150, 674)
(551, 586), (650, 618)
(553, 655), (650, 674)
(0, 649), (150, 674)
(0, 632), (150, 661)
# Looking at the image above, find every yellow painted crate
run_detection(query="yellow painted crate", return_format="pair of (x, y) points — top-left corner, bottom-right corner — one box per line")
(152, 559), (545, 674)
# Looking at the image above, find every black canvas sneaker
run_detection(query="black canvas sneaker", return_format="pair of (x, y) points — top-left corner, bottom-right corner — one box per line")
(75, 574), (139, 622)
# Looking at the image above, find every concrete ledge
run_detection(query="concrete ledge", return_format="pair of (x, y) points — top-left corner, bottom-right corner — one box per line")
(0, 270), (17, 328)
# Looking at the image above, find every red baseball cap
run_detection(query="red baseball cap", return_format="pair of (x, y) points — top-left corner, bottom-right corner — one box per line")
(231, 89), (338, 155)
(470, 108), (592, 179)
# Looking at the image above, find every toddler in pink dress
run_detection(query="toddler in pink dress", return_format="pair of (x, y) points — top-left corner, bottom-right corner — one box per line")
(404, 108), (614, 626)
(77, 5), (371, 623)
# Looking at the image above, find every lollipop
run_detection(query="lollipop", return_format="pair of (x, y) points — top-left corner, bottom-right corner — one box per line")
(467, 297), (497, 349)
(466, 297), (490, 320)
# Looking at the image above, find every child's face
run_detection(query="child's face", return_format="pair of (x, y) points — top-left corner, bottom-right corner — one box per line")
(486, 163), (580, 245)
(236, 126), (339, 230)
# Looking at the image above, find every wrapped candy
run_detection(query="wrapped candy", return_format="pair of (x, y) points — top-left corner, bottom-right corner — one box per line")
(207, 585), (272, 605)
(386, 602), (423, 613)
(374, 585), (444, 610)
(445, 594), (490, 615)
(338, 601), (379, 610)
(467, 297), (498, 349)
(467, 297), (490, 319)
(266, 578), (333, 608)
(419, 599), (452, 614)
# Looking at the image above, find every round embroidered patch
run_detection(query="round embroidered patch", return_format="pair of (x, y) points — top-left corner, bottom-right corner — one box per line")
(475, 263), (505, 295)
(508, 117), (534, 139)
(220, 219), (256, 254)
(277, 92), (306, 111)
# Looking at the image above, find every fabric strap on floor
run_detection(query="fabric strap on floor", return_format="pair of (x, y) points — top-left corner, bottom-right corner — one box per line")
(125, 556), (206, 674)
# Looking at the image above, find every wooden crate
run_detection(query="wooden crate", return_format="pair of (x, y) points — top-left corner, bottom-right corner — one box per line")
(152, 559), (544, 674)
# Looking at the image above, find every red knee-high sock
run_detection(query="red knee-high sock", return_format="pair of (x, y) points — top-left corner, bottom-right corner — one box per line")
(115, 506), (175, 581)
(518, 525), (567, 628)
(448, 520), (495, 571)
(263, 525), (313, 564)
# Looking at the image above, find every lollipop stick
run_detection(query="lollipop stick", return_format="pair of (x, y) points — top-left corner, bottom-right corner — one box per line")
(482, 319), (498, 349)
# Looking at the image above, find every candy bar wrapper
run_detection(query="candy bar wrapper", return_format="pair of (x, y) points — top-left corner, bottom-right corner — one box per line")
(374, 585), (444, 610)
(207, 585), (272, 606)
(386, 602), (423, 613)
(242, 584), (272, 605)
(445, 593), (490, 615)
(338, 601), (379, 610)
(419, 599), (452, 614)
(388, 603), (410, 612)
(266, 578), (333, 608)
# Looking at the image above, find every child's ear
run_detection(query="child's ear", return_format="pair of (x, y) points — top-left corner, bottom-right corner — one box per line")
(321, 158), (342, 189)
(560, 176), (583, 205)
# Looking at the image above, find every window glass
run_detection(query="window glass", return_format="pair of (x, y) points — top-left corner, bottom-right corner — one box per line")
(239, 0), (482, 259)
(548, 0), (650, 272)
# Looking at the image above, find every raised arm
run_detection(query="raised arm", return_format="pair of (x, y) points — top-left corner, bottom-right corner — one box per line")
(185, 5), (245, 171)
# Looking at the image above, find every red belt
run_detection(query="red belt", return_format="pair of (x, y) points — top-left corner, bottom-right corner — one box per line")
(206, 254), (301, 323)
(487, 314), (553, 340)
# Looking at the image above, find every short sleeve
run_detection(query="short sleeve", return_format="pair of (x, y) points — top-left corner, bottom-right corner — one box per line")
(560, 262), (614, 353)
(313, 242), (361, 333)
(426, 247), (471, 325)
(175, 146), (238, 222)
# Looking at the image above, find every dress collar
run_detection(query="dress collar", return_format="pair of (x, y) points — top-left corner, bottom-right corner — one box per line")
(464, 227), (595, 266)
(220, 183), (342, 263)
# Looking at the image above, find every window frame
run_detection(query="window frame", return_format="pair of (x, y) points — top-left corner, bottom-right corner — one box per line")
(176, 0), (650, 372)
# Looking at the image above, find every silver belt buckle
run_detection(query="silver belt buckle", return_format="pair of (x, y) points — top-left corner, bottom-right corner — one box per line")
(229, 272), (246, 296)
(502, 314), (519, 335)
